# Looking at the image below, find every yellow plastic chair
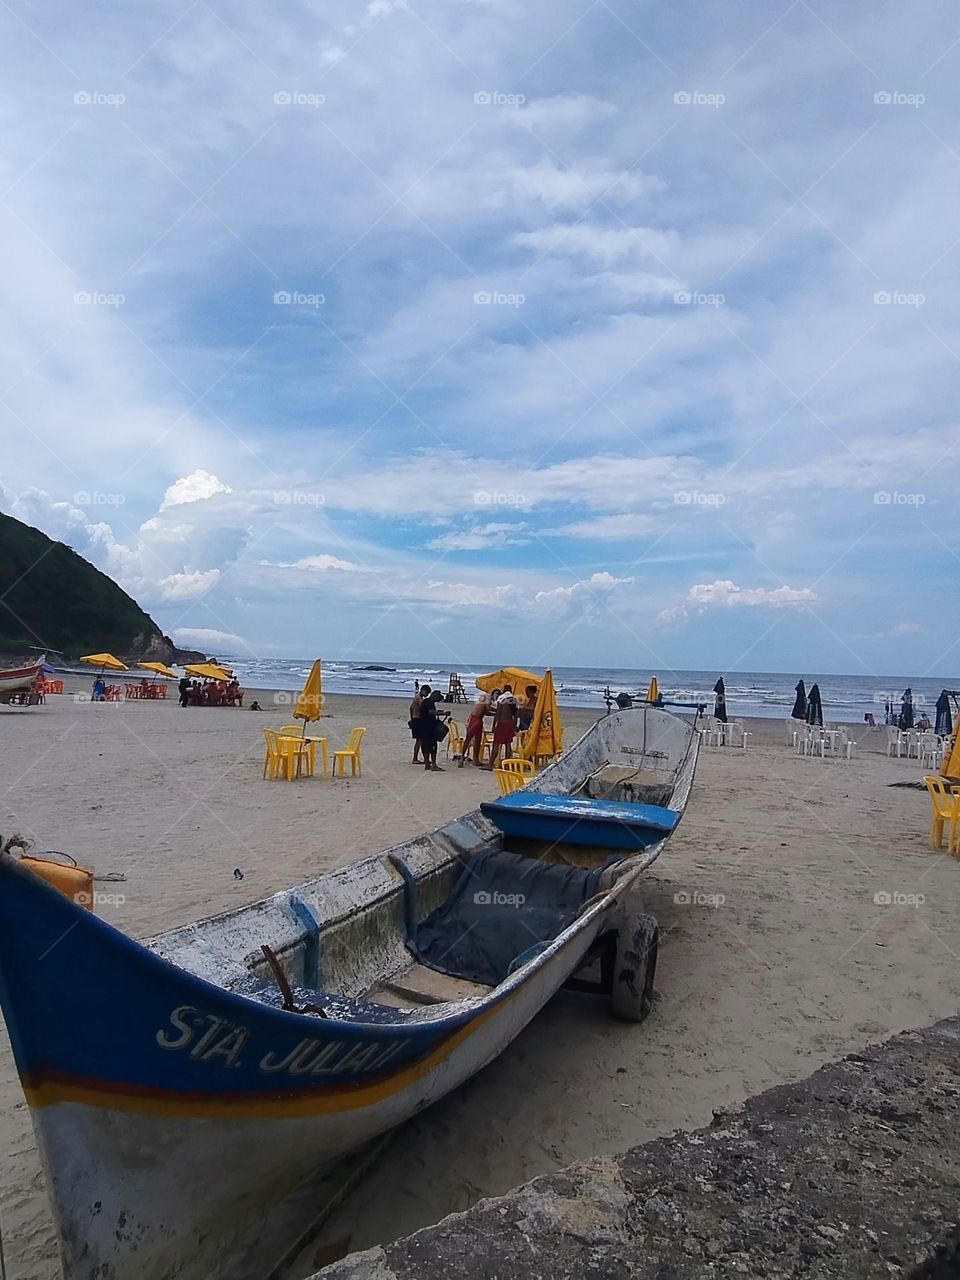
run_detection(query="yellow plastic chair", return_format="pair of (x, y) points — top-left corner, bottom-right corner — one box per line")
(333, 727), (366, 777)
(265, 727), (313, 781)
(924, 775), (960, 852)
(280, 725), (328, 775)
(446, 721), (464, 760)
(479, 731), (494, 764)
(495, 767), (525, 795)
(263, 728), (282, 779)
(500, 757), (535, 780)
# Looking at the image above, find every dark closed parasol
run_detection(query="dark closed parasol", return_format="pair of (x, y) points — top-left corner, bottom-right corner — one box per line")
(791, 679), (807, 720)
(806, 683), (823, 726)
(713, 677), (728, 723)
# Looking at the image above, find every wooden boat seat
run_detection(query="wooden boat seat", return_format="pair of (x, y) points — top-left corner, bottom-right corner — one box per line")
(366, 962), (491, 1010)
(580, 764), (675, 807)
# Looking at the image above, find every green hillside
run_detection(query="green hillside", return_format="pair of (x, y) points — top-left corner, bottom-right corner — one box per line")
(0, 512), (178, 659)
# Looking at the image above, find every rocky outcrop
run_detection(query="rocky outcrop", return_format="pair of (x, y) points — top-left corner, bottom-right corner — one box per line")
(314, 1016), (960, 1279)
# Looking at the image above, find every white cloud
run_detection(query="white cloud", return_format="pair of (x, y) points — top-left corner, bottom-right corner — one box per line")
(427, 522), (529, 551)
(172, 627), (246, 650)
(156, 569), (221, 600)
(266, 554), (367, 573)
(532, 571), (634, 620)
(160, 471), (232, 510)
(687, 580), (817, 609)
(513, 94), (617, 133)
(514, 224), (676, 266)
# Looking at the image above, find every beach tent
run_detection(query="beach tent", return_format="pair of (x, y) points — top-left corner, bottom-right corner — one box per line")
(139, 662), (177, 679)
(80, 653), (128, 676)
(519, 669), (563, 763)
(476, 667), (541, 697)
(294, 659), (323, 723)
(184, 662), (232, 682)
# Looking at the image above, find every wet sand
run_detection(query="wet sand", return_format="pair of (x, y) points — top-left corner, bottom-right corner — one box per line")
(0, 688), (955, 1277)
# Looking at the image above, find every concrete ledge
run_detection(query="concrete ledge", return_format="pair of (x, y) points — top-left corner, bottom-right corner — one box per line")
(313, 1015), (960, 1279)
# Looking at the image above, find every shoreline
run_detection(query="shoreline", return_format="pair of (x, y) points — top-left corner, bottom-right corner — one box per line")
(45, 667), (920, 726)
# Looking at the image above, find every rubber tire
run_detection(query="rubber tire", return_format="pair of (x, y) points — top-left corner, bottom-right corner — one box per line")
(610, 912), (659, 1022)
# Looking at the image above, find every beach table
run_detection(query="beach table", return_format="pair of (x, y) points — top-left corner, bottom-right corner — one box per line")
(278, 734), (329, 777)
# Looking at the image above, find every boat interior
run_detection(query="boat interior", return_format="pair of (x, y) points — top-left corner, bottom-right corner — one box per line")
(153, 709), (699, 1024)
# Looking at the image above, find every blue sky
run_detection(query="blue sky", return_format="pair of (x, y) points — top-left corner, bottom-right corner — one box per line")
(1, 0), (958, 676)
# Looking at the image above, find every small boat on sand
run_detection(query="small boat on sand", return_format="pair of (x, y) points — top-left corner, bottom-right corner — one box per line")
(0, 655), (45, 705)
(0, 705), (699, 1280)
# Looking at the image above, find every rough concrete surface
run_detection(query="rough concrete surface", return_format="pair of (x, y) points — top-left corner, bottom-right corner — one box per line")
(313, 1015), (960, 1279)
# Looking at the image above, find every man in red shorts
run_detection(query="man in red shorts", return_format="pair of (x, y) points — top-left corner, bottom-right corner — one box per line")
(488, 685), (518, 771)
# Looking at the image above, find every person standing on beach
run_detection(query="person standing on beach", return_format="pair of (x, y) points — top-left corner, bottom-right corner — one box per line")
(409, 684), (428, 764)
(488, 686), (518, 771)
(518, 684), (538, 732)
(418, 689), (445, 771)
(899, 688), (914, 731)
(178, 676), (191, 708)
(459, 688), (490, 768)
(713, 677), (727, 723)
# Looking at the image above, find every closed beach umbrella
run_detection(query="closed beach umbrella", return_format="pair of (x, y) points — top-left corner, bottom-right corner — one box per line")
(899, 687), (914, 731)
(713, 677), (727, 723)
(519, 669), (563, 763)
(936, 690), (953, 738)
(294, 659), (324, 725)
(646, 675), (660, 704)
(476, 667), (541, 697)
(806, 683), (823, 726)
(80, 653), (128, 676)
(791, 679), (807, 719)
(139, 662), (177, 679)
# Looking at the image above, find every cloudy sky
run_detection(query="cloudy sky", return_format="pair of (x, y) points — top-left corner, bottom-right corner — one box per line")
(1, 0), (958, 676)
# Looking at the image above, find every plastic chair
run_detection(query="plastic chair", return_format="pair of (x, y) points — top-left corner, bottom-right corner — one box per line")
(479, 731), (494, 764)
(280, 725), (327, 774)
(446, 721), (465, 760)
(923, 775), (960, 852)
(263, 728), (313, 781)
(499, 757), (535, 780)
(495, 767), (526, 795)
(919, 732), (941, 769)
(333, 727), (366, 777)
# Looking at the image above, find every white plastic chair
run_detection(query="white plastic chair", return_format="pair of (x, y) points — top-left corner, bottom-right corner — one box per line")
(919, 732), (941, 769)
(885, 727), (901, 758)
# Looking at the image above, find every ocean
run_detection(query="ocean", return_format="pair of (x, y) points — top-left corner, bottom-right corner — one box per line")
(218, 659), (957, 724)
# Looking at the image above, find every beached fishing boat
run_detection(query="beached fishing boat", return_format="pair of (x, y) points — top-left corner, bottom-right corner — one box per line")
(0, 655), (44, 705)
(0, 704), (698, 1280)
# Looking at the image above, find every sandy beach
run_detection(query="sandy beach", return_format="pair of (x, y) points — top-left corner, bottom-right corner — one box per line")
(1, 685), (958, 1278)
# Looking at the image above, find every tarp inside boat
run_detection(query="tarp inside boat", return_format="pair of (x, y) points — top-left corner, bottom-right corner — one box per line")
(412, 848), (606, 987)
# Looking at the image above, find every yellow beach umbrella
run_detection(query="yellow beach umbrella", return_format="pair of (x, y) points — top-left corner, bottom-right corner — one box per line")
(139, 662), (177, 679)
(519, 669), (563, 764)
(184, 662), (232, 681)
(646, 675), (660, 703)
(294, 659), (323, 723)
(476, 666), (541, 696)
(80, 653), (128, 675)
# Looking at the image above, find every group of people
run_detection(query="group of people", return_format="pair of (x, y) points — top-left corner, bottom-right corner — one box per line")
(178, 676), (243, 708)
(408, 681), (539, 772)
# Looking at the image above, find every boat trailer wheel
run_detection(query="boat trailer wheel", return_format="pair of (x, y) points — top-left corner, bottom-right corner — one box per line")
(610, 911), (659, 1023)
